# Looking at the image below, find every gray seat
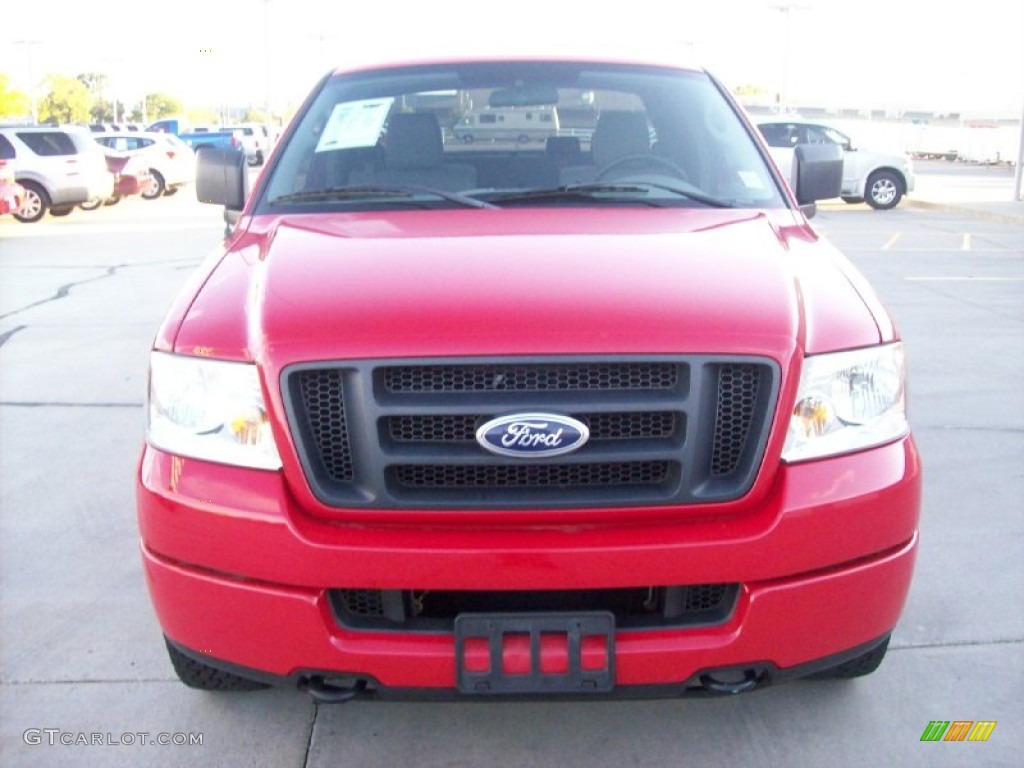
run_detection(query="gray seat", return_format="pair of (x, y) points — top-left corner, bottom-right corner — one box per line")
(545, 135), (583, 167)
(349, 113), (476, 192)
(560, 111), (651, 185)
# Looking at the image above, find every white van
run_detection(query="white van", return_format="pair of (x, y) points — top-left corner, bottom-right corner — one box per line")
(452, 106), (559, 144)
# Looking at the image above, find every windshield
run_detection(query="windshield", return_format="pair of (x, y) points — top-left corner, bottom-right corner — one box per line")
(258, 61), (785, 212)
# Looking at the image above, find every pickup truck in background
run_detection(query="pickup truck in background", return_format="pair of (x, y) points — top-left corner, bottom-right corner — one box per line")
(223, 123), (272, 166)
(145, 118), (244, 155)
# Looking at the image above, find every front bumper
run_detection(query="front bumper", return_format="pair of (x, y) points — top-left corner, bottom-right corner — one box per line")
(138, 437), (920, 691)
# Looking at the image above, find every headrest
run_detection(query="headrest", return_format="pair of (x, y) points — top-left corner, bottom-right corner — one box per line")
(385, 113), (443, 169)
(591, 111), (651, 167)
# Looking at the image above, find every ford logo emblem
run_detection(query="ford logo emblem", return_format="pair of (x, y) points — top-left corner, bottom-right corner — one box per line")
(475, 413), (590, 458)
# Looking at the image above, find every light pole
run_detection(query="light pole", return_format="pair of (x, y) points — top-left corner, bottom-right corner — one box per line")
(1014, 94), (1023, 202)
(264, 0), (272, 128)
(769, 4), (805, 112)
(13, 39), (43, 124)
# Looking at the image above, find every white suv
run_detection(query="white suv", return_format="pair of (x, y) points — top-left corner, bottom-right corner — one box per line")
(757, 118), (915, 210)
(0, 126), (113, 222)
(93, 132), (196, 199)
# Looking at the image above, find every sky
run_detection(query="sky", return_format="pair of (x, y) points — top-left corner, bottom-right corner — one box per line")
(3, 0), (1023, 119)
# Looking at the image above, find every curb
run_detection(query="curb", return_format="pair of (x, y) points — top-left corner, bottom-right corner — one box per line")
(906, 198), (1024, 225)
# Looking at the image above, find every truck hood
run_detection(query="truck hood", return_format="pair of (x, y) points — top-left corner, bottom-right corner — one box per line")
(174, 208), (882, 365)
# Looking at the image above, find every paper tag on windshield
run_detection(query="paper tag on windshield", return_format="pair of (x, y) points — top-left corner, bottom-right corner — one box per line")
(316, 98), (394, 152)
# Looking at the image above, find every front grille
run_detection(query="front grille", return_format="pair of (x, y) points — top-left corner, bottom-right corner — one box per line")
(383, 362), (679, 393)
(330, 584), (740, 632)
(284, 356), (778, 509)
(394, 461), (671, 489)
(389, 412), (677, 443)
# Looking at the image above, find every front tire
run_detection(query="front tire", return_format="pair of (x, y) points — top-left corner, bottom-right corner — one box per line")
(79, 198), (103, 211)
(142, 170), (165, 200)
(14, 180), (49, 223)
(865, 171), (903, 210)
(165, 639), (269, 691)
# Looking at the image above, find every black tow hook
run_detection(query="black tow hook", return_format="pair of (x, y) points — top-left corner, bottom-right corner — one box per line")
(699, 669), (763, 695)
(302, 676), (367, 703)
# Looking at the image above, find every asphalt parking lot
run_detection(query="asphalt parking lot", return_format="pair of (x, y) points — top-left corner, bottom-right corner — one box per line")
(1, 164), (1022, 767)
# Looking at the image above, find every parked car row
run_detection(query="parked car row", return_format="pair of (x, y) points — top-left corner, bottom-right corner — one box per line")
(0, 125), (197, 222)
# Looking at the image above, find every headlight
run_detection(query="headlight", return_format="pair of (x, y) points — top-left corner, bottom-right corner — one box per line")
(782, 343), (907, 462)
(146, 352), (282, 469)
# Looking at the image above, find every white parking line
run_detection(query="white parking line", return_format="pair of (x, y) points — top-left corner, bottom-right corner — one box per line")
(904, 276), (1024, 281)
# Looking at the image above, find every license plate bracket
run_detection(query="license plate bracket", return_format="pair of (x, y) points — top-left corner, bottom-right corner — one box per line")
(455, 612), (615, 695)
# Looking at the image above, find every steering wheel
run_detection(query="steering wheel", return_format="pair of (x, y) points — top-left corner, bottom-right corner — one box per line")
(595, 154), (689, 182)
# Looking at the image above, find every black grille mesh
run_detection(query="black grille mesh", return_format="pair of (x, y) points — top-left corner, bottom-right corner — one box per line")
(395, 461), (671, 489)
(390, 415), (480, 443)
(337, 589), (384, 616)
(383, 363), (679, 393)
(710, 365), (762, 477)
(389, 412), (677, 443)
(681, 583), (730, 612)
(297, 369), (354, 483)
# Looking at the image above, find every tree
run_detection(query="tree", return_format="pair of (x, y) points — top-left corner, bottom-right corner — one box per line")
(38, 74), (91, 124)
(145, 92), (183, 121)
(186, 106), (219, 126)
(0, 73), (31, 119)
(734, 84), (769, 98)
(77, 72), (112, 122)
(77, 72), (108, 96)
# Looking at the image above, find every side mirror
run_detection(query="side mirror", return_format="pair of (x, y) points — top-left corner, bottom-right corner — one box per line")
(196, 146), (247, 210)
(794, 143), (843, 206)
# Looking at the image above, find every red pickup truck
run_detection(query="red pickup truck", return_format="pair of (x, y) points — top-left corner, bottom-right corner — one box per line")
(138, 56), (920, 700)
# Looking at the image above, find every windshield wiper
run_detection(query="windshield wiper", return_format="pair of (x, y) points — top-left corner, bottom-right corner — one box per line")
(617, 181), (737, 208)
(269, 184), (498, 209)
(486, 182), (735, 209)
